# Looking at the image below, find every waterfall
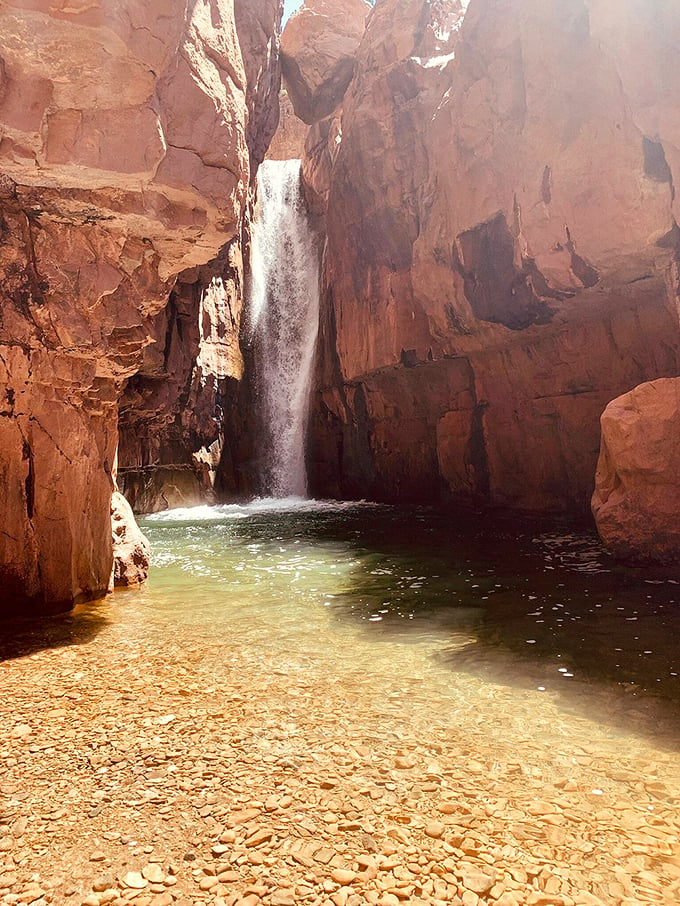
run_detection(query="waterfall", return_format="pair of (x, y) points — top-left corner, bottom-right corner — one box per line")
(248, 159), (320, 498)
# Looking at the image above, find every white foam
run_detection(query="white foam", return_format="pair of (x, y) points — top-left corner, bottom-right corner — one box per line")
(144, 497), (376, 524)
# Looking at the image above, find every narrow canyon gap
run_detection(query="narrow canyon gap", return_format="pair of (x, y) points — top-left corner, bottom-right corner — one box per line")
(247, 160), (321, 498)
(1, 1), (680, 904)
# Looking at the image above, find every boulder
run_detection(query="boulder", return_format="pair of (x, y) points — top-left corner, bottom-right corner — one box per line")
(280, 0), (371, 124)
(111, 491), (151, 587)
(592, 379), (680, 563)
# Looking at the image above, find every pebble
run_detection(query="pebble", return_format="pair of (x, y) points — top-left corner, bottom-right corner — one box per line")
(121, 873), (147, 890)
(1, 577), (678, 906)
(330, 870), (356, 885)
(141, 866), (164, 884)
(424, 823), (445, 839)
(93, 875), (116, 892)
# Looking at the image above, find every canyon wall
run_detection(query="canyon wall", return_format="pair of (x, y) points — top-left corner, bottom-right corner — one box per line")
(296, 0), (680, 516)
(0, 0), (281, 612)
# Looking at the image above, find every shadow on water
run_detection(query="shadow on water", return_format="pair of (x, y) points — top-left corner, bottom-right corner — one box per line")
(139, 500), (680, 749)
(153, 501), (680, 747)
(0, 602), (110, 662)
(314, 505), (680, 748)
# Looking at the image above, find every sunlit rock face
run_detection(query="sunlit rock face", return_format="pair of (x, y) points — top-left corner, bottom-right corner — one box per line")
(111, 490), (150, 588)
(117, 0), (284, 516)
(235, 0), (285, 170)
(267, 88), (309, 161)
(309, 0), (680, 513)
(592, 379), (680, 564)
(0, 0), (280, 612)
(280, 0), (371, 125)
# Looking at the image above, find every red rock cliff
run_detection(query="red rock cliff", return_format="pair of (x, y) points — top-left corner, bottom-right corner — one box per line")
(302, 0), (680, 512)
(0, 0), (281, 612)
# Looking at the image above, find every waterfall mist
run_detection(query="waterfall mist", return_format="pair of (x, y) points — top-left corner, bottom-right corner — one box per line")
(247, 159), (320, 498)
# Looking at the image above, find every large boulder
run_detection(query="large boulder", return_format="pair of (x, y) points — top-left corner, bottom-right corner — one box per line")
(592, 379), (680, 563)
(308, 0), (680, 512)
(280, 0), (371, 124)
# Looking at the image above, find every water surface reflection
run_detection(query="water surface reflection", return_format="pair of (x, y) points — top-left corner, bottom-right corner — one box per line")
(140, 499), (680, 746)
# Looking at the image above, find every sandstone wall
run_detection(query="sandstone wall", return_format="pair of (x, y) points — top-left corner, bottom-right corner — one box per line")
(267, 89), (309, 161)
(304, 0), (680, 513)
(0, 0), (281, 612)
(116, 1), (284, 516)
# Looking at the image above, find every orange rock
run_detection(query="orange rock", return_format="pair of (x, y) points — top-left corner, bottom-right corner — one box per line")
(0, 0), (280, 612)
(309, 0), (680, 513)
(281, 0), (371, 124)
(268, 89), (309, 161)
(592, 378), (680, 563)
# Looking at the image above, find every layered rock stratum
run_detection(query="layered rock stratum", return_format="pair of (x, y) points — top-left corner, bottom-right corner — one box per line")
(0, 0), (281, 612)
(297, 0), (680, 523)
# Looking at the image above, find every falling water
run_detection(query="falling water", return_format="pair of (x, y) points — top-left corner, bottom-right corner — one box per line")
(248, 159), (320, 498)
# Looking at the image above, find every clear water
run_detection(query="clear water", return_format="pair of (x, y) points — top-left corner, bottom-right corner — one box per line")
(3, 499), (680, 751)
(3, 500), (680, 904)
(138, 499), (680, 709)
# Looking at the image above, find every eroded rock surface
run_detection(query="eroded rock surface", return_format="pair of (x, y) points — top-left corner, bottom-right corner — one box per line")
(592, 379), (680, 563)
(0, 0), (280, 612)
(235, 0), (284, 170)
(280, 0), (371, 124)
(110, 490), (150, 587)
(309, 0), (680, 514)
(117, 241), (247, 514)
(267, 88), (309, 161)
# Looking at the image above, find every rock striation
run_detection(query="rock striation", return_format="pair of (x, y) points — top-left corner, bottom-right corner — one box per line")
(592, 378), (680, 564)
(0, 0), (281, 612)
(304, 0), (680, 514)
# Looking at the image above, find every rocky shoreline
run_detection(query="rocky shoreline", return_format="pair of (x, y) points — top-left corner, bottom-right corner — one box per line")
(1, 593), (679, 906)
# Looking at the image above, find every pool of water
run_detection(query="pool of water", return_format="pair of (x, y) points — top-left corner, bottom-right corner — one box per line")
(3, 498), (680, 748)
(3, 498), (680, 904)
(139, 498), (680, 709)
